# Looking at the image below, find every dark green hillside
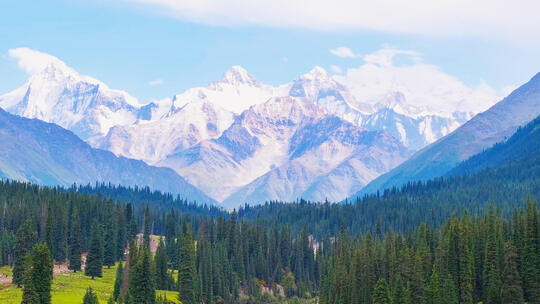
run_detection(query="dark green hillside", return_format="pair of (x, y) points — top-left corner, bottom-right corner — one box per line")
(448, 115), (540, 176)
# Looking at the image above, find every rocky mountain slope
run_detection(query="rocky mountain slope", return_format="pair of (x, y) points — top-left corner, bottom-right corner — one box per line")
(0, 108), (217, 205)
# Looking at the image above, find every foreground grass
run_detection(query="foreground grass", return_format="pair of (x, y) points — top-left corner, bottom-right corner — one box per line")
(0, 264), (179, 304)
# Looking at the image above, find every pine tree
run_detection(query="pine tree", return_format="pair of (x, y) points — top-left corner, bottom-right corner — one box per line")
(522, 198), (540, 303)
(143, 206), (152, 246)
(154, 239), (168, 290)
(51, 206), (67, 263)
(483, 207), (502, 304)
(68, 208), (82, 272)
(116, 205), (127, 261)
(178, 222), (196, 304)
(113, 262), (124, 301)
(82, 287), (99, 304)
(104, 202), (117, 269)
(21, 254), (38, 304)
(85, 221), (104, 279)
(128, 246), (156, 304)
(373, 278), (390, 304)
(501, 242), (524, 304)
(22, 243), (53, 304)
(426, 265), (443, 304)
(14, 220), (37, 287)
(392, 280), (407, 304)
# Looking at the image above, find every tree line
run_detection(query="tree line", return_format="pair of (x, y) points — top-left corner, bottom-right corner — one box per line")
(319, 198), (540, 304)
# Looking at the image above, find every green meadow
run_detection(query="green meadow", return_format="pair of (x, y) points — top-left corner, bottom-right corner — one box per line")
(0, 264), (179, 304)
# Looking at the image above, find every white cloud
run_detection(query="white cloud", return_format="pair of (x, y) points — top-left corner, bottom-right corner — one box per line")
(149, 79), (164, 86)
(330, 65), (343, 74)
(126, 0), (540, 42)
(330, 47), (356, 58)
(8, 48), (67, 75)
(363, 48), (421, 67)
(334, 47), (501, 115)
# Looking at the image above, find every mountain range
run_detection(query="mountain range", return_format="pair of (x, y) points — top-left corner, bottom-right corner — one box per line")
(0, 50), (514, 206)
(354, 72), (540, 197)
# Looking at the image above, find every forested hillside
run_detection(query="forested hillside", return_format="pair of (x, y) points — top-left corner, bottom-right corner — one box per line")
(0, 179), (538, 304)
(448, 115), (540, 176)
(320, 199), (540, 304)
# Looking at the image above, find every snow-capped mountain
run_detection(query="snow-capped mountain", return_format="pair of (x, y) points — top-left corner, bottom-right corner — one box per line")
(0, 48), (500, 206)
(95, 98), (236, 164)
(158, 96), (329, 201)
(222, 115), (410, 207)
(0, 50), (143, 141)
(355, 72), (540, 197)
(285, 68), (472, 151)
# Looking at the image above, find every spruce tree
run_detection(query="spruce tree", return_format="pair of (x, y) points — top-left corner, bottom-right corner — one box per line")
(426, 265), (443, 304)
(154, 239), (168, 290)
(522, 198), (540, 303)
(13, 220), (37, 287)
(21, 254), (38, 304)
(85, 221), (104, 279)
(392, 280), (407, 304)
(501, 242), (524, 304)
(116, 205), (127, 261)
(178, 222), (196, 304)
(103, 202), (117, 269)
(113, 262), (124, 301)
(143, 206), (151, 246)
(483, 207), (502, 304)
(68, 208), (82, 272)
(128, 246), (156, 304)
(22, 243), (53, 304)
(373, 278), (390, 304)
(82, 287), (99, 304)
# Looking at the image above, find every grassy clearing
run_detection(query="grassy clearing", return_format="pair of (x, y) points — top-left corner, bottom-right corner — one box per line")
(0, 264), (180, 304)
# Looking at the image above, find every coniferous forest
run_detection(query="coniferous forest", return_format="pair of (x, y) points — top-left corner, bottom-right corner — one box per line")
(0, 170), (539, 304)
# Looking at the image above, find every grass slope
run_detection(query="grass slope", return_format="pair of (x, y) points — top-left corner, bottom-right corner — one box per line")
(0, 264), (179, 304)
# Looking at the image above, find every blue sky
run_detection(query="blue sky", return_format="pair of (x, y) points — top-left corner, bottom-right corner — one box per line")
(1, 0), (539, 102)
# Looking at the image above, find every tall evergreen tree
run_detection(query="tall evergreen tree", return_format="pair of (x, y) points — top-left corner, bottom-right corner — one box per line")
(521, 198), (540, 303)
(103, 201), (117, 269)
(113, 262), (124, 302)
(178, 222), (196, 304)
(85, 221), (104, 279)
(373, 278), (390, 304)
(392, 280), (407, 304)
(154, 239), (168, 290)
(22, 243), (53, 304)
(21, 254), (38, 304)
(13, 220), (38, 287)
(501, 242), (524, 304)
(426, 265), (443, 304)
(82, 287), (99, 304)
(128, 246), (155, 304)
(68, 208), (82, 272)
(143, 206), (152, 246)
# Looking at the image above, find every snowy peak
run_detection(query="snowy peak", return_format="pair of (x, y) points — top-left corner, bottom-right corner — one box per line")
(0, 50), (142, 140)
(246, 96), (325, 122)
(303, 66), (331, 80)
(374, 92), (427, 118)
(218, 65), (261, 86)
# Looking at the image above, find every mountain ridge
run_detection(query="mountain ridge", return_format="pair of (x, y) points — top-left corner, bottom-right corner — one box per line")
(353, 72), (540, 198)
(0, 107), (217, 205)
